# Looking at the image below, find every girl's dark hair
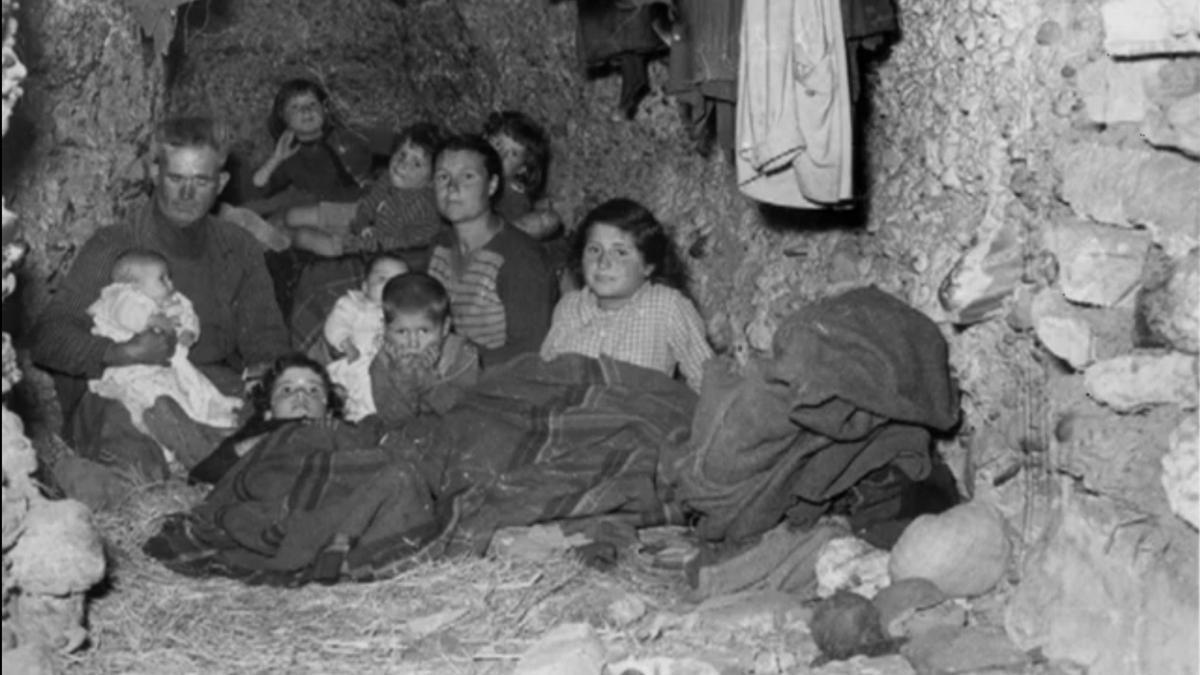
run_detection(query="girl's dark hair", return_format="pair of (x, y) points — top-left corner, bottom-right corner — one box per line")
(381, 272), (451, 324)
(268, 78), (338, 140)
(248, 353), (345, 421)
(483, 110), (551, 201)
(434, 134), (505, 206)
(570, 198), (689, 293)
(393, 122), (446, 161)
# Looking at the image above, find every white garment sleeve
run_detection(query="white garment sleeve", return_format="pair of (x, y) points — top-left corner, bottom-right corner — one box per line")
(324, 293), (361, 350)
(88, 283), (158, 342)
(163, 292), (201, 339)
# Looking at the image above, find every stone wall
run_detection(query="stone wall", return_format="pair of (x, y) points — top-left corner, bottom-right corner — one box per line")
(863, 1), (1198, 672)
(3, 0), (107, 671)
(8, 0), (1198, 672)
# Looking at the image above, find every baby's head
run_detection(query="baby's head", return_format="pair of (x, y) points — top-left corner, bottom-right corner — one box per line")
(363, 255), (409, 304)
(388, 122), (444, 190)
(112, 249), (175, 304)
(380, 272), (451, 359)
(483, 110), (550, 200)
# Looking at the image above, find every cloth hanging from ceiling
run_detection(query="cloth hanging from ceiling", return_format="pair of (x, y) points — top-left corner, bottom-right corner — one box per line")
(735, 0), (854, 208)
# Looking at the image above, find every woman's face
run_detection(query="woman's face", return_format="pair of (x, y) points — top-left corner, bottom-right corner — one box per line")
(283, 92), (325, 141)
(582, 223), (652, 311)
(267, 366), (329, 420)
(434, 149), (498, 224)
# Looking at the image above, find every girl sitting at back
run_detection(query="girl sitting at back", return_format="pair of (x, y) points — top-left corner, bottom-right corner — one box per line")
(483, 110), (562, 241)
(323, 255), (409, 421)
(291, 122), (445, 270)
(540, 198), (713, 391)
(249, 78), (379, 229)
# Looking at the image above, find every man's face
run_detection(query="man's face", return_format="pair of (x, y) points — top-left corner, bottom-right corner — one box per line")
(152, 146), (229, 228)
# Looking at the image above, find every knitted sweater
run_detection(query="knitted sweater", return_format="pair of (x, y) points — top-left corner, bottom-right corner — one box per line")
(33, 202), (290, 382)
(427, 224), (557, 368)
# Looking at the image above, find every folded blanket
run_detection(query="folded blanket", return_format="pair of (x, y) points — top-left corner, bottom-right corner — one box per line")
(663, 286), (960, 543)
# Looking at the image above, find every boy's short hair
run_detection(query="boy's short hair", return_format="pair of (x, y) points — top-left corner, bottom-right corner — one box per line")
(381, 272), (450, 324)
(153, 116), (231, 167)
(393, 122), (446, 160)
(111, 248), (169, 283)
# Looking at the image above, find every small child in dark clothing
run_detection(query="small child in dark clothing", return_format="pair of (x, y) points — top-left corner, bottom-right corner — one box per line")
(369, 272), (479, 426)
(292, 123), (446, 268)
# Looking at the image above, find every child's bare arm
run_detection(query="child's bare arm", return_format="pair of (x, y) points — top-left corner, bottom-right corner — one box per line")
(291, 226), (345, 257)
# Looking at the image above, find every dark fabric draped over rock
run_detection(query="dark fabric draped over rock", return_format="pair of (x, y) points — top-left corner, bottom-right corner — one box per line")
(144, 354), (697, 585)
(662, 286), (960, 543)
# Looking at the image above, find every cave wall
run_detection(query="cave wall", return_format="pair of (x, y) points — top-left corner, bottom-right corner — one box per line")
(863, 1), (1198, 672)
(5, 0), (1197, 671)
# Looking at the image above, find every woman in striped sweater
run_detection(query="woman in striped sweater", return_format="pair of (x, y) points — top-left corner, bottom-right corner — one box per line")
(426, 135), (558, 369)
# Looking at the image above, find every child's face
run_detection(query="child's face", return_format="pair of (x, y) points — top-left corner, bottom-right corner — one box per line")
(582, 223), (652, 311)
(364, 260), (409, 304)
(384, 311), (448, 357)
(131, 261), (175, 304)
(488, 133), (527, 182)
(283, 92), (325, 140)
(267, 366), (328, 420)
(389, 142), (433, 190)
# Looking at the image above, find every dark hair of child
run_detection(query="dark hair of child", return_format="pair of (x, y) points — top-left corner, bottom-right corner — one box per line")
(111, 248), (169, 283)
(392, 122), (446, 161)
(268, 78), (340, 140)
(571, 198), (690, 294)
(483, 110), (550, 202)
(248, 352), (346, 421)
(381, 272), (451, 325)
(434, 134), (506, 206)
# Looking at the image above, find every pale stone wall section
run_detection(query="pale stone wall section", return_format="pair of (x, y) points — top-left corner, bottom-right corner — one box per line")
(3, 1), (107, 671)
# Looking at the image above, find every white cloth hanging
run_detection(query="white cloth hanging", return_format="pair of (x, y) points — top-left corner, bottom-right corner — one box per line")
(736, 0), (853, 207)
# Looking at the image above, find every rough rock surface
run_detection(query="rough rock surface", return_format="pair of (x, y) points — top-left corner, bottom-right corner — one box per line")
(1005, 496), (1198, 675)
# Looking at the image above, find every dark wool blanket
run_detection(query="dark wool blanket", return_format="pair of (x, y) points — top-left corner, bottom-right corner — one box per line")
(144, 353), (696, 585)
(661, 286), (960, 543)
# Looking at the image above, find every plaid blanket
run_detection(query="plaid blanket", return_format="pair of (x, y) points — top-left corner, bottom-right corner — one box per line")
(144, 353), (697, 585)
(288, 257), (365, 358)
(436, 353), (698, 557)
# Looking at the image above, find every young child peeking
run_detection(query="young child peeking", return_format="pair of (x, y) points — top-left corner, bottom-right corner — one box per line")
(323, 254), (410, 420)
(292, 122), (446, 266)
(540, 198), (714, 391)
(369, 272), (479, 426)
(88, 249), (243, 442)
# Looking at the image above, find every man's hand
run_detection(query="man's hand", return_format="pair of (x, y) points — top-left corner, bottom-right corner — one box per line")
(104, 329), (176, 367)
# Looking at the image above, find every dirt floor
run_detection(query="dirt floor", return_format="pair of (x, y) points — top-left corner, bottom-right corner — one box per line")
(59, 480), (920, 675)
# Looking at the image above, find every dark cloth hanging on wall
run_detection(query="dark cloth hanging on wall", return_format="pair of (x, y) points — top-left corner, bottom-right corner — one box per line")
(841, 0), (900, 103)
(664, 0), (743, 155)
(576, 0), (671, 119)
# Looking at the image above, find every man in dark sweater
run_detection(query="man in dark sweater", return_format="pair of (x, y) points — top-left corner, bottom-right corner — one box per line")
(33, 116), (290, 497)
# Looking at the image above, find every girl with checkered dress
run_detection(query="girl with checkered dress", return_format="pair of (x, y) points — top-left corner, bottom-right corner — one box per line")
(540, 198), (713, 391)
